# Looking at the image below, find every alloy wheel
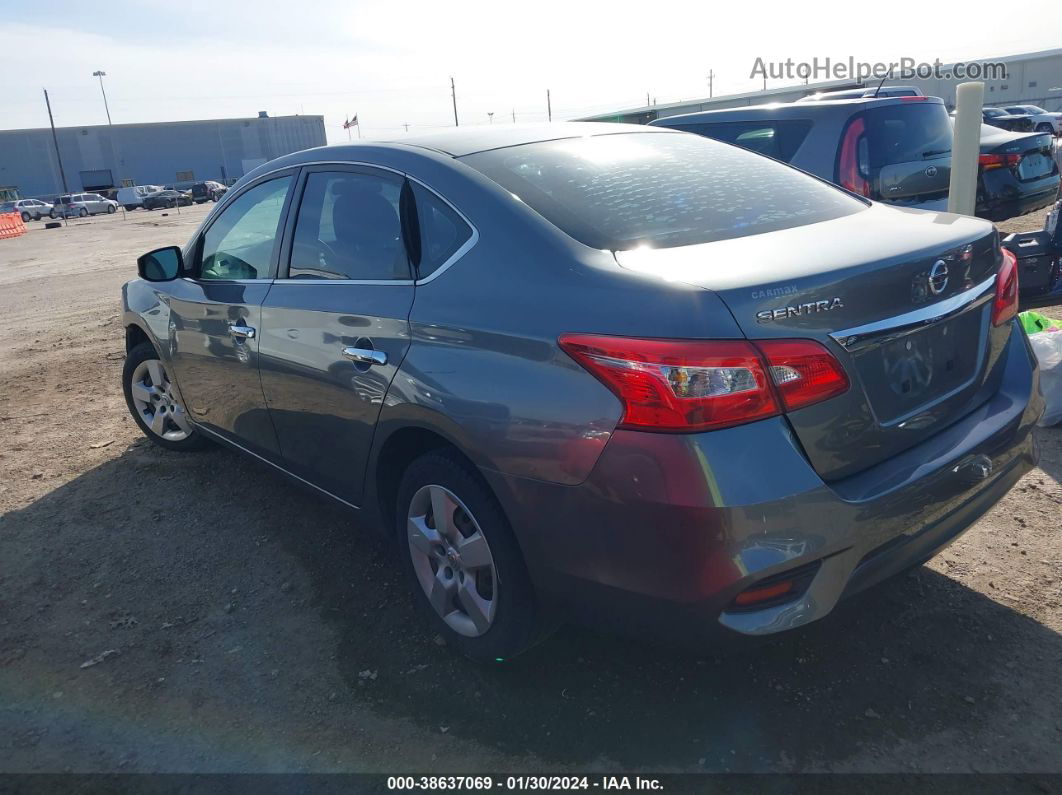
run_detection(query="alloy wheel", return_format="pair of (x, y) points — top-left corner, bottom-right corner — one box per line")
(129, 359), (193, 442)
(407, 484), (498, 637)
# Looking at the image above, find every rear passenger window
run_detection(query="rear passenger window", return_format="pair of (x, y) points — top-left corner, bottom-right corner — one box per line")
(289, 171), (410, 281)
(413, 183), (473, 279)
(675, 120), (812, 162)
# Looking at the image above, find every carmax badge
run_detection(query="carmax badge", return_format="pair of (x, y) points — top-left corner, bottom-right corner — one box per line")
(757, 297), (844, 323)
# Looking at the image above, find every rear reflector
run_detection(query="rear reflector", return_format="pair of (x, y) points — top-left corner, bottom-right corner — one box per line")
(559, 335), (849, 432)
(732, 579), (795, 607)
(992, 247), (1019, 327)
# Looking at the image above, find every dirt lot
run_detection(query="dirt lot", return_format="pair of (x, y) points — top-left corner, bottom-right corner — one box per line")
(1, 204), (1060, 775)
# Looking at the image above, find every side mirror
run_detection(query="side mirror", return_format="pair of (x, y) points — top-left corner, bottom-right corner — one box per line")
(138, 246), (184, 281)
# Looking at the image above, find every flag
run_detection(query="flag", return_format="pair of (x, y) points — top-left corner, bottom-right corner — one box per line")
(343, 114), (359, 129)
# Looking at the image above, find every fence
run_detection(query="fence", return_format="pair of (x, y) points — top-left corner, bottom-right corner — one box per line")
(0, 212), (28, 239)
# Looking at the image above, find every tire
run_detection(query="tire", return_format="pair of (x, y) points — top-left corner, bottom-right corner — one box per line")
(1036, 122), (1053, 133)
(123, 341), (211, 452)
(49, 211), (57, 219)
(33, 214), (41, 221)
(124, 205), (137, 212)
(78, 207), (88, 217)
(107, 204), (116, 214)
(396, 450), (552, 661)
(20, 211), (30, 222)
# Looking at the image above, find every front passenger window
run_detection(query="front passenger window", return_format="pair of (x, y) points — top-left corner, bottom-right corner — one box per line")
(288, 171), (409, 281)
(199, 177), (292, 280)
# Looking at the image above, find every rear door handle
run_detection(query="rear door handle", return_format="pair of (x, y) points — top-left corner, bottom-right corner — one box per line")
(342, 347), (387, 366)
(229, 324), (256, 340)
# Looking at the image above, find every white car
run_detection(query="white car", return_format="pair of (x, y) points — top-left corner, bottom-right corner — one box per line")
(117, 185), (164, 210)
(53, 193), (119, 218)
(1002, 105), (1062, 136)
(1, 198), (53, 221)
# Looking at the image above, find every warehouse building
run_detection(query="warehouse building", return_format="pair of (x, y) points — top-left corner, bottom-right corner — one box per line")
(578, 48), (1062, 124)
(0, 113), (326, 200)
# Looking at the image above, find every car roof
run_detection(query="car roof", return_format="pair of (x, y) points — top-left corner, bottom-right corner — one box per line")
(386, 122), (676, 157)
(650, 96), (944, 126)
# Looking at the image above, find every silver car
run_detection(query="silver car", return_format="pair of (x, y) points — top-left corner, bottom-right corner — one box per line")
(1, 198), (53, 221)
(54, 193), (119, 218)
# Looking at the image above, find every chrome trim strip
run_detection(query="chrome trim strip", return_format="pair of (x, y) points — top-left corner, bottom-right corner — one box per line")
(195, 426), (360, 510)
(829, 274), (997, 351)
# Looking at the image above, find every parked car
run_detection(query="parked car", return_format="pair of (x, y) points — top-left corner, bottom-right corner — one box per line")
(978, 107), (1035, 133)
(122, 124), (1041, 660)
(1, 198), (53, 221)
(52, 193), (118, 218)
(190, 181), (227, 204)
(1001, 105), (1062, 136)
(796, 85), (923, 102)
(142, 189), (193, 210)
(651, 96), (954, 211)
(117, 185), (164, 211)
(971, 124), (1060, 221)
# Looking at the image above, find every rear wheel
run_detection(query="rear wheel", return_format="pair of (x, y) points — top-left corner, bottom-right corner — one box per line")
(123, 341), (210, 452)
(49, 210), (57, 219)
(78, 207), (88, 217)
(397, 451), (551, 661)
(20, 211), (30, 222)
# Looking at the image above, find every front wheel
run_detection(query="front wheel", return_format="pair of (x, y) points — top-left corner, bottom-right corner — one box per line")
(49, 210), (57, 219)
(123, 341), (211, 452)
(1036, 122), (1053, 133)
(397, 451), (552, 661)
(107, 204), (116, 214)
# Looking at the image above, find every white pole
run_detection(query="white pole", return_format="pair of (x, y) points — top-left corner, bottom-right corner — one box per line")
(947, 81), (984, 216)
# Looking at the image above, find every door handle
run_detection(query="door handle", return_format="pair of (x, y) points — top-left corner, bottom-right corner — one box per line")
(229, 324), (256, 340)
(342, 346), (387, 366)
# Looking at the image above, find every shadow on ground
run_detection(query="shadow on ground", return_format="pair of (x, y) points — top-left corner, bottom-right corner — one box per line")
(2, 429), (1060, 772)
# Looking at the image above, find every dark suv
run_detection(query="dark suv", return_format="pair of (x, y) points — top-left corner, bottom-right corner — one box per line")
(191, 181), (227, 203)
(650, 96), (953, 212)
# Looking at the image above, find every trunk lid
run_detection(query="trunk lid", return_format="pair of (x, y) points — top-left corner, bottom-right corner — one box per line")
(615, 203), (1008, 480)
(861, 101), (953, 206)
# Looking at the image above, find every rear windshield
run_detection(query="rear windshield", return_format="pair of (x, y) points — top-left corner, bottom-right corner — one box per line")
(461, 132), (864, 250)
(662, 120), (812, 163)
(864, 103), (952, 167)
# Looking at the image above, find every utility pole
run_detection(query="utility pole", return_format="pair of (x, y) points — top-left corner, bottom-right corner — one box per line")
(646, 91), (650, 107)
(546, 89), (552, 122)
(403, 123), (410, 133)
(43, 89), (69, 195)
(763, 74), (767, 92)
(450, 77), (459, 126)
(92, 70), (112, 124)
(487, 112), (494, 124)
(707, 69), (714, 98)
(512, 108), (516, 123)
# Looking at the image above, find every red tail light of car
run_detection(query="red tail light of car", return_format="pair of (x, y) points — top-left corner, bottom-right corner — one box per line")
(979, 153), (1023, 171)
(558, 335), (849, 432)
(992, 247), (1020, 327)
(838, 117), (871, 197)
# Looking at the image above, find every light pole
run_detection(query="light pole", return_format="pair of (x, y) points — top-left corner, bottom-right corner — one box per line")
(93, 70), (112, 124)
(487, 112), (494, 124)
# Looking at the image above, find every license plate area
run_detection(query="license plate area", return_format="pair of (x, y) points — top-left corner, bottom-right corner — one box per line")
(852, 308), (986, 425)
(1019, 152), (1051, 181)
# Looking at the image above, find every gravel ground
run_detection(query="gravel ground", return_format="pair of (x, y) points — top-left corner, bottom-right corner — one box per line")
(0, 203), (1060, 775)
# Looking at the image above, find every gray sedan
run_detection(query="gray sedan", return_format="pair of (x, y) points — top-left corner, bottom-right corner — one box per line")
(121, 124), (1041, 660)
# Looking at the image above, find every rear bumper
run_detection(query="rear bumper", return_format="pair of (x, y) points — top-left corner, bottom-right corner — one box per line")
(977, 171), (1060, 221)
(485, 327), (1042, 642)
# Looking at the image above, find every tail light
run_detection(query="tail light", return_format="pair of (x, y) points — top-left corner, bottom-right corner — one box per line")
(898, 96), (929, 101)
(979, 153), (1022, 171)
(837, 117), (870, 197)
(992, 247), (1019, 327)
(558, 334), (849, 432)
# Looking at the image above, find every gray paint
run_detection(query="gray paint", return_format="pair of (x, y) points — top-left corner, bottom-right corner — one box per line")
(122, 123), (1041, 640)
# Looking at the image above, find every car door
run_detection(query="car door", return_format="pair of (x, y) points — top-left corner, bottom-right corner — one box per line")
(165, 171), (296, 459)
(258, 165), (416, 504)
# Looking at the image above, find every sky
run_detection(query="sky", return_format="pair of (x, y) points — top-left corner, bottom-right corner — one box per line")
(3, 0), (1060, 144)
